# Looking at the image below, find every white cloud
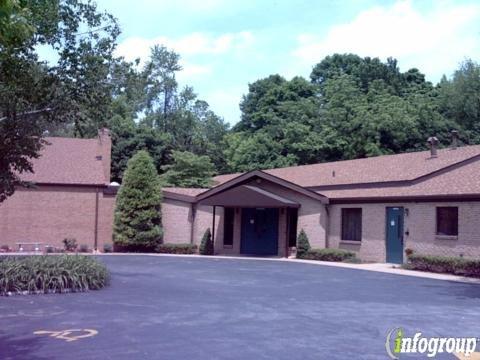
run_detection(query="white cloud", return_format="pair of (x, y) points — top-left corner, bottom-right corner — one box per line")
(203, 86), (247, 124)
(177, 61), (212, 81)
(115, 31), (254, 81)
(116, 31), (254, 61)
(292, 0), (480, 81)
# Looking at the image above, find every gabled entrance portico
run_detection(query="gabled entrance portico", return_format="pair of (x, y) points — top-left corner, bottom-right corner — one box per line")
(196, 171), (328, 257)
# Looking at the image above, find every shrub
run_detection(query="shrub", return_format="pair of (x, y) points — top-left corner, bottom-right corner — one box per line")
(45, 246), (55, 253)
(296, 229), (310, 258)
(63, 238), (77, 252)
(79, 244), (89, 253)
(199, 228), (214, 255)
(0, 255), (110, 295)
(0, 245), (10, 253)
(405, 248), (414, 257)
(103, 243), (113, 253)
(156, 243), (197, 254)
(302, 248), (356, 262)
(113, 150), (163, 252)
(406, 254), (480, 278)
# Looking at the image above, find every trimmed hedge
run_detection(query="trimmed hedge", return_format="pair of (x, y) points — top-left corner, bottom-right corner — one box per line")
(156, 243), (197, 254)
(302, 248), (356, 262)
(406, 254), (480, 278)
(0, 255), (110, 295)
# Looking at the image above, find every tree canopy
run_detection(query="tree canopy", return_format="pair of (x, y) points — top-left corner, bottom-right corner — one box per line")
(1, 0), (479, 201)
(160, 151), (216, 188)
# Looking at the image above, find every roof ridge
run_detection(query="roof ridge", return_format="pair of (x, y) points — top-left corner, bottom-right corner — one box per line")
(214, 144), (480, 180)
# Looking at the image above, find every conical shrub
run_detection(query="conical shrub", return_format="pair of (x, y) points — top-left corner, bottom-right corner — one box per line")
(199, 228), (214, 255)
(296, 229), (310, 259)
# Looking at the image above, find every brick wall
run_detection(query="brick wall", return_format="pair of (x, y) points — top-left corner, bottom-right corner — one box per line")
(161, 198), (193, 244)
(0, 185), (115, 251)
(329, 202), (480, 262)
(161, 199), (224, 253)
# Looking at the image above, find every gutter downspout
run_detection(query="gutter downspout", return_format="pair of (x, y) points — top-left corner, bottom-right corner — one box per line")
(285, 207), (289, 258)
(212, 206), (216, 251)
(190, 203), (196, 245)
(325, 204), (330, 249)
(94, 188), (100, 251)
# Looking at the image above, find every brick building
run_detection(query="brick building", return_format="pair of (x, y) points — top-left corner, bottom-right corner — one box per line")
(162, 142), (480, 263)
(0, 129), (117, 252)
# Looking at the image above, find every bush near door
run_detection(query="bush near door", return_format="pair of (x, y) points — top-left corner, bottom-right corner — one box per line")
(295, 229), (357, 262)
(296, 229), (311, 258)
(199, 228), (214, 255)
(302, 248), (356, 262)
(405, 254), (480, 278)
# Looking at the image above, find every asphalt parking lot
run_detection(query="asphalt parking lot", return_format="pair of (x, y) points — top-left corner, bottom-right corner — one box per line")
(1, 255), (479, 359)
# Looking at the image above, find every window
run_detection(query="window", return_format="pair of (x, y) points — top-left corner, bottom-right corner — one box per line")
(287, 208), (298, 247)
(223, 208), (235, 246)
(341, 208), (362, 241)
(436, 207), (458, 236)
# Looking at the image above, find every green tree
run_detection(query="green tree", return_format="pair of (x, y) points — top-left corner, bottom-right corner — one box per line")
(224, 132), (296, 172)
(113, 151), (162, 251)
(0, 0), (119, 202)
(110, 117), (171, 182)
(317, 75), (452, 161)
(199, 228), (214, 255)
(228, 75), (322, 171)
(160, 151), (215, 188)
(310, 53), (407, 95)
(296, 229), (310, 259)
(437, 59), (480, 143)
(0, 0), (34, 47)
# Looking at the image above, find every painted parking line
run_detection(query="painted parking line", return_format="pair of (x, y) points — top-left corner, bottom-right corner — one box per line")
(34, 329), (98, 342)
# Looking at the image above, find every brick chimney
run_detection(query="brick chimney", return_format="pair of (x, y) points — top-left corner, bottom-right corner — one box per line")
(97, 128), (112, 183)
(451, 130), (459, 150)
(427, 136), (439, 158)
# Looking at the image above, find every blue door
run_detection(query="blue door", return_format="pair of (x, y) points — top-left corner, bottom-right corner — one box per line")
(386, 207), (404, 264)
(241, 208), (279, 256)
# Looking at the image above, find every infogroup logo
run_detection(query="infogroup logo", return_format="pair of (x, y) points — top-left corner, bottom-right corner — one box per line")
(385, 327), (478, 359)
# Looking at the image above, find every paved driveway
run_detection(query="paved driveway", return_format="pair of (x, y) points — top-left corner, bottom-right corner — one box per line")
(1, 255), (479, 359)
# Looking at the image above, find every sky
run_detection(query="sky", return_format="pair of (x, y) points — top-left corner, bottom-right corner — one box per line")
(95, 0), (480, 125)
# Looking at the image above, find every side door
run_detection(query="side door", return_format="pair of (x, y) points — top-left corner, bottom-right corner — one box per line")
(386, 207), (404, 264)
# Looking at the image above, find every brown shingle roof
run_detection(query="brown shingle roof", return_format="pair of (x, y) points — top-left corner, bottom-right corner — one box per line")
(20, 137), (107, 186)
(214, 146), (480, 188)
(320, 159), (480, 200)
(162, 187), (208, 196)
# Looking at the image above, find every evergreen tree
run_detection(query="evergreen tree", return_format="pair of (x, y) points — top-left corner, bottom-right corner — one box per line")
(296, 229), (311, 259)
(199, 228), (214, 255)
(113, 151), (162, 251)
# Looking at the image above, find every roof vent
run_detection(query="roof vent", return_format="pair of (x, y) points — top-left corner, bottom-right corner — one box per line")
(95, 155), (103, 160)
(332, 171), (335, 177)
(451, 130), (459, 150)
(427, 136), (439, 158)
